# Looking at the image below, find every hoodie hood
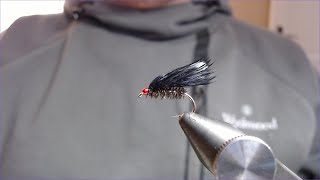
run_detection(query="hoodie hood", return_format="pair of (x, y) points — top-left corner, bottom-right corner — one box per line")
(64, 0), (231, 39)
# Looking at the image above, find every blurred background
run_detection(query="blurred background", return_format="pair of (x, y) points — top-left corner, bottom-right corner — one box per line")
(0, 0), (319, 73)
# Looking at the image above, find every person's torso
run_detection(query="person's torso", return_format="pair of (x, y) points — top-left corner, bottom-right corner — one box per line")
(0, 14), (317, 179)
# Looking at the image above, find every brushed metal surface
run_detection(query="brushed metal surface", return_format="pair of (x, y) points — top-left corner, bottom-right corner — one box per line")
(216, 136), (276, 180)
(179, 112), (245, 174)
(179, 113), (277, 180)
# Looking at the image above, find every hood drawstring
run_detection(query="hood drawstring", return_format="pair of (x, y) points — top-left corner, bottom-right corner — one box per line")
(183, 28), (211, 180)
(194, 28), (211, 180)
(183, 2), (228, 179)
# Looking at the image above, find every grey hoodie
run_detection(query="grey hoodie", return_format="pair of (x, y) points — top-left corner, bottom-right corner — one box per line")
(0, 1), (319, 179)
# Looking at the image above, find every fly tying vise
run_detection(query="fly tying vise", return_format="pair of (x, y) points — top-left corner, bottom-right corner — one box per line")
(138, 58), (215, 115)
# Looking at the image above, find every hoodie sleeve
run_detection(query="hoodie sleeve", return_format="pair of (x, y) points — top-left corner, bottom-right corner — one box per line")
(298, 94), (320, 179)
(0, 14), (69, 67)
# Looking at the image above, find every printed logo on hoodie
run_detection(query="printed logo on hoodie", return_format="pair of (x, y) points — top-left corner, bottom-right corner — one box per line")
(221, 104), (278, 131)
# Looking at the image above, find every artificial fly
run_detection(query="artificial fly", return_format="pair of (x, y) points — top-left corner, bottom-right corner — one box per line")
(138, 57), (215, 114)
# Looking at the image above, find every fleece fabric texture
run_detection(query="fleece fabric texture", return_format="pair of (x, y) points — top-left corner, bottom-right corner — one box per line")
(0, 1), (319, 179)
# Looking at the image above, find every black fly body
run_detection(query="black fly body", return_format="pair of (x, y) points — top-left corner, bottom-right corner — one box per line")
(145, 87), (186, 99)
(138, 57), (215, 113)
